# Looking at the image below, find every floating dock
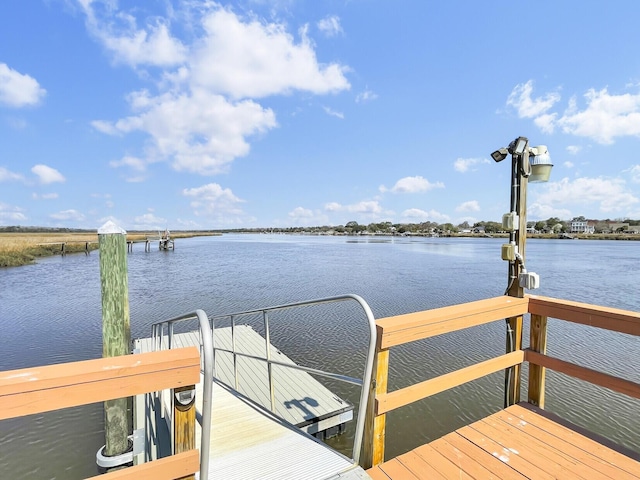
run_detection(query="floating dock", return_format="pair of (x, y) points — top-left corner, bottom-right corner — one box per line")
(134, 325), (353, 437)
(133, 325), (365, 479)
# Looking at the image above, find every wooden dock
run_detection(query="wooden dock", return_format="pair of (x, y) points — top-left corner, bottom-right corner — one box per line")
(134, 325), (353, 437)
(367, 402), (640, 479)
(360, 294), (640, 479)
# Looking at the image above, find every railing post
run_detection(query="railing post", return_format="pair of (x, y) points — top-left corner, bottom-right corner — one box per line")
(527, 313), (548, 407)
(174, 385), (196, 480)
(361, 346), (389, 469)
(98, 221), (131, 459)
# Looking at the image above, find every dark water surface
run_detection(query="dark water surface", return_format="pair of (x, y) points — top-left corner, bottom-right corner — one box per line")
(1, 235), (639, 478)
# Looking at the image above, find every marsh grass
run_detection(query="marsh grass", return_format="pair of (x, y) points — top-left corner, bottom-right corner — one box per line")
(0, 231), (218, 267)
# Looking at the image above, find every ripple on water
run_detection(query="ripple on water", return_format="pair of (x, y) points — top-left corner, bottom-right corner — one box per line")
(2, 235), (640, 475)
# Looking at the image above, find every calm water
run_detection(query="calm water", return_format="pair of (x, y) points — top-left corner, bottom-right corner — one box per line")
(1, 235), (639, 478)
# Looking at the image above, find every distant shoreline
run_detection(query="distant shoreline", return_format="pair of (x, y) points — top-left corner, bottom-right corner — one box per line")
(2, 230), (637, 268)
(0, 231), (220, 268)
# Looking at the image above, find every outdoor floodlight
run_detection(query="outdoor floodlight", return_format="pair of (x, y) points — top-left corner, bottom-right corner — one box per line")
(528, 145), (553, 183)
(491, 148), (509, 162)
(509, 136), (529, 156)
(492, 135), (554, 294)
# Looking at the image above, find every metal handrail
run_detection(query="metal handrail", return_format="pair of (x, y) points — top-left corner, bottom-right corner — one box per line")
(208, 294), (376, 465)
(150, 309), (213, 480)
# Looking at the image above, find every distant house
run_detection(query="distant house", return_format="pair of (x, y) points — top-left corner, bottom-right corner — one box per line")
(472, 226), (485, 234)
(628, 226), (640, 234)
(570, 219), (595, 234)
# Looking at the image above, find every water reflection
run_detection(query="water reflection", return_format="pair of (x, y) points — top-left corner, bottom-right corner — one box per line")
(1, 235), (639, 478)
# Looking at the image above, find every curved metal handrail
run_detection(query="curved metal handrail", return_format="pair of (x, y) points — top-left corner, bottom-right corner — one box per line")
(151, 309), (213, 480)
(208, 294), (376, 464)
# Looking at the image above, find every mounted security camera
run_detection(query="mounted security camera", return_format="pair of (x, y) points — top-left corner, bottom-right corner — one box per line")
(491, 148), (509, 162)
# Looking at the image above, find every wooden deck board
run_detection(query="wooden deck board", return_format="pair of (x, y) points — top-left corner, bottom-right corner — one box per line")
(367, 403), (640, 480)
(502, 404), (640, 479)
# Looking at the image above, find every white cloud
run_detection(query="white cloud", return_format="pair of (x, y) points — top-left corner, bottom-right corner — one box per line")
(356, 89), (378, 103)
(556, 88), (640, 144)
(628, 165), (640, 183)
(191, 9), (350, 99)
(289, 207), (314, 219)
(50, 209), (85, 221)
(380, 176), (444, 193)
(454, 157), (490, 173)
(507, 81), (640, 144)
(401, 208), (450, 223)
(563, 161), (574, 168)
(132, 213), (167, 230)
(455, 200), (480, 213)
(79, 4), (186, 67)
(534, 176), (638, 214)
(96, 90), (277, 175)
(182, 183), (246, 221)
(92, 120), (119, 135)
(31, 164), (65, 184)
(506, 80), (560, 119)
(287, 206), (329, 226)
(323, 200), (384, 215)
(317, 15), (343, 37)
(323, 106), (344, 119)
(88, 5), (350, 177)
(566, 146), (581, 155)
(0, 167), (24, 182)
(0, 202), (27, 223)
(527, 203), (572, 221)
(0, 63), (46, 107)
(110, 155), (147, 171)
(32, 192), (59, 200)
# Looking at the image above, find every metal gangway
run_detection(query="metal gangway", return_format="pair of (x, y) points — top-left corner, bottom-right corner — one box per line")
(140, 294), (377, 479)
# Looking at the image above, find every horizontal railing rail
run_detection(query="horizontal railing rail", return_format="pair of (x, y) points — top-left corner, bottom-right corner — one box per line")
(362, 294), (640, 468)
(524, 349), (640, 400)
(376, 295), (529, 349)
(528, 294), (640, 336)
(0, 348), (201, 479)
(375, 350), (524, 415)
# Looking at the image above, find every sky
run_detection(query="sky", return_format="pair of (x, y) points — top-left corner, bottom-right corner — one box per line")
(1, 1), (640, 231)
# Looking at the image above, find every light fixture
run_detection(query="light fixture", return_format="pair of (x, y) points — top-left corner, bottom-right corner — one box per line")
(491, 136), (554, 293)
(509, 136), (528, 156)
(528, 145), (553, 183)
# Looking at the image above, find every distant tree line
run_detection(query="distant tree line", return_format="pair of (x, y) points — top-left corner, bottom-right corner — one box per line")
(217, 216), (640, 235)
(3, 216), (638, 236)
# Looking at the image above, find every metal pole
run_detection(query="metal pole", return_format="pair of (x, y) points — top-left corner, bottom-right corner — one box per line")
(505, 148), (528, 406)
(98, 220), (131, 457)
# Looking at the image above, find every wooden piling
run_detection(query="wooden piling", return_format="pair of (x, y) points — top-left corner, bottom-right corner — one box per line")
(173, 385), (196, 480)
(98, 221), (131, 458)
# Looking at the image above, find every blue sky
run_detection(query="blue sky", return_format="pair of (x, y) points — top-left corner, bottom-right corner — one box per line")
(1, 1), (640, 230)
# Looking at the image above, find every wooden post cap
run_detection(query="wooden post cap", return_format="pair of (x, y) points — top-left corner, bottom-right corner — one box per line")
(99, 220), (127, 235)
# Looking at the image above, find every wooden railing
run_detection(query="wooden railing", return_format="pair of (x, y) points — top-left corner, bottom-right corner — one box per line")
(361, 295), (640, 468)
(0, 347), (201, 480)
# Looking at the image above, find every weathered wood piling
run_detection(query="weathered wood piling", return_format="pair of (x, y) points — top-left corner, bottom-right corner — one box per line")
(98, 221), (131, 461)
